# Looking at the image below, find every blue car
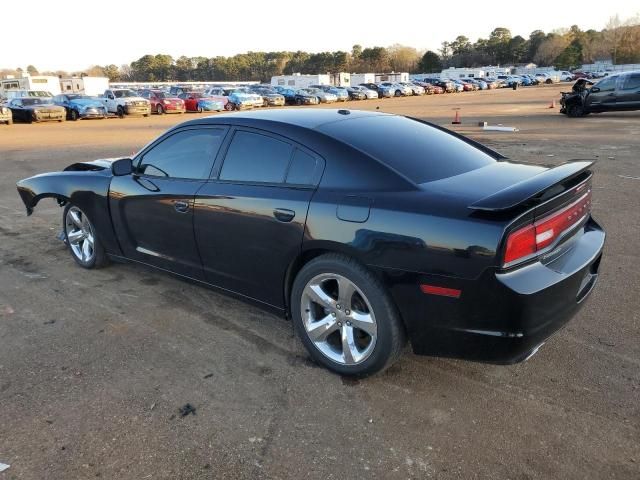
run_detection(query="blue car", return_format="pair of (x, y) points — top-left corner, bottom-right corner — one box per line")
(52, 94), (107, 120)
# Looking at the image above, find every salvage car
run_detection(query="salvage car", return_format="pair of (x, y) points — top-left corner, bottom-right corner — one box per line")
(399, 82), (425, 95)
(53, 94), (108, 120)
(178, 92), (224, 112)
(309, 85), (349, 102)
(224, 91), (256, 110)
(8, 97), (65, 123)
(379, 82), (413, 97)
(348, 85), (378, 99)
(249, 87), (286, 107)
(101, 89), (151, 117)
(16, 109), (605, 377)
(359, 83), (393, 98)
(139, 90), (186, 115)
(303, 87), (338, 104)
(560, 72), (640, 117)
(345, 87), (367, 100)
(0, 104), (13, 125)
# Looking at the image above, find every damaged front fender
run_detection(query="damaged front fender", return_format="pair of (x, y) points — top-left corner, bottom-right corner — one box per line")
(16, 162), (123, 256)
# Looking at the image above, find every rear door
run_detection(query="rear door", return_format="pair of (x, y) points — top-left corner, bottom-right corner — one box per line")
(616, 73), (640, 110)
(194, 128), (324, 308)
(109, 126), (228, 279)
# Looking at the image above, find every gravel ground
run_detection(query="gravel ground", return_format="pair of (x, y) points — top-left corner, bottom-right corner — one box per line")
(0, 84), (638, 479)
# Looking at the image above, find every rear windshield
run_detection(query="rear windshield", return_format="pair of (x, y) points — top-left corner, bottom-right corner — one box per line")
(318, 115), (496, 183)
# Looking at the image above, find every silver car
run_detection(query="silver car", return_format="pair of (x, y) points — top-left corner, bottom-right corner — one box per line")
(348, 85), (378, 99)
(379, 82), (413, 97)
(303, 88), (338, 103)
(400, 82), (425, 95)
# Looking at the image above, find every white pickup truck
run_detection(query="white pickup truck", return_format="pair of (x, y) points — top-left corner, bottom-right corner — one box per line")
(101, 89), (151, 117)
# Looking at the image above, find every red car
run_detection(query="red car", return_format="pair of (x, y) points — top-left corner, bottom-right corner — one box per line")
(139, 90), (185, 114)
(178, 92), (225, 113)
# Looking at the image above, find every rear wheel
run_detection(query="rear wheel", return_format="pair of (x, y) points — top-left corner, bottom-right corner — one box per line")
(70, 109), (79, 121)
(296, 98), (303, 106)
(117, 106), (125, 118)
(395, 90), (401, 97)
(224, 102), (234, 111)
(291, 254), (406, 377)
(63, 204), (108, 269)
(156, 104), (164, 114)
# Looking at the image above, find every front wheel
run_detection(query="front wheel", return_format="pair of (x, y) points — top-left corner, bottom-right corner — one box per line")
(156, 104), (164, 115)
(291, 254), (406, 377)
(117, 106), (125, 118)
(224, 102), (234, 111)
(63, 204), (108, 269)
(567, 104), (585, 117)
(70, 109), (79, 121)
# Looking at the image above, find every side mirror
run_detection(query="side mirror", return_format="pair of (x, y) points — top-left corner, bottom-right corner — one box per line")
(590, 86), (600, 93)
(112, 158), (133, 176)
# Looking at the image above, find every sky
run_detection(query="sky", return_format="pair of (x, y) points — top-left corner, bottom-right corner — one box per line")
(2, 0), (638, 72)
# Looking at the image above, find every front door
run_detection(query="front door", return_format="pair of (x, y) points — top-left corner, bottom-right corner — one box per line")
(194, 128), (323, 308)
(586, 75), (619, 111)
(110, 126), (228, 279)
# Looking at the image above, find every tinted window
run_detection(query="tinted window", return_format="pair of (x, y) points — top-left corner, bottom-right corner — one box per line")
(138, 128), (225, 179)
(286, 149), (317, 185)
(595, 76), (617, 92)
(622, 74), (640, 90)
(318, 115), (496, 183)
(220, 131), (292, 183)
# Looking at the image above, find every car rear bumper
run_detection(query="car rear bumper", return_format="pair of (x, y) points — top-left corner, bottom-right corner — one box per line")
(382, 217), (605, 363)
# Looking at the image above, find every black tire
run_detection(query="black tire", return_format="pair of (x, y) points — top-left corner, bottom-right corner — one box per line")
(224, 102), (234, 111)
(296, 98), (303, 106)
(197, 105), (203, 113)
(546, 78), (553, 84)
(395, 90), (401, 97)
(291, 253), (406, 377)
(156, 104), (164, 115)
(567, 104), (585, 117)
(7, 117), (13, 125)
(62, 204), (109, 269)
(70, 109), (79, 121)
(117, 106), (125, 118)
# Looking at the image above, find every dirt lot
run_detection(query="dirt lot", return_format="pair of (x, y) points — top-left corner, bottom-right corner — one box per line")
(0, 85), (638, 479)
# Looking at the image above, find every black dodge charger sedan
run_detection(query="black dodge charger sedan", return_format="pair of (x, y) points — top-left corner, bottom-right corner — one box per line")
(16, 109), (605, 376)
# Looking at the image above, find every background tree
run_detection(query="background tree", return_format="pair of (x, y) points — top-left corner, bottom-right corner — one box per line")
(26, 65), (38, 75)
(417, 51), (442, 73)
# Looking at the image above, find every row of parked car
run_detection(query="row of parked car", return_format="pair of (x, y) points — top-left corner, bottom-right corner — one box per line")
(0, 72), (561, 125)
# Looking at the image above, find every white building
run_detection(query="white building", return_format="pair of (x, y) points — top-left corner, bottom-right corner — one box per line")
(0, 74), (61, 96)
(579, 61), (640, 73)
(60, 76), (110, 96)
(439, 67), (487, 79)
(270, 74), (331, 89)
(349, 72), (409, 86)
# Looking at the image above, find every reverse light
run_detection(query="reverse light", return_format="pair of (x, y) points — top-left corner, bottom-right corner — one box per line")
(504, 188), (592, 266)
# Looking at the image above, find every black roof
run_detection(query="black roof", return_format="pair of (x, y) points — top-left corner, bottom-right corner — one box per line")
(183, 108), (393, 130)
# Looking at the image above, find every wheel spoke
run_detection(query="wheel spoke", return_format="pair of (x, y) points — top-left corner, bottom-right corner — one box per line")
(350, 311), (376, 337)
(307, 283), (336, 309)
(307, 315), (339, 342)
(69, 209), (82, 228)
(341, 325), (360, 364)
(337, 277), (356, 308)
(81, 239), (91, 261)
(67, 229), (85, 245)
(85, 233), (94, 248)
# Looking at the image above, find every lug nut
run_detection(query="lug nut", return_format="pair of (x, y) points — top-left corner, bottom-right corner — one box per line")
(345, 309), (350, 315)
(337, 322), (342, 327)
(336, 304), (341, 310)
(331, 312), (336, 317)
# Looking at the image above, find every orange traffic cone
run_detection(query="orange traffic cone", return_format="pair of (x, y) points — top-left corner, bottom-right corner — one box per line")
(548, 99), (556, 108)
(452, 109), (461, 124)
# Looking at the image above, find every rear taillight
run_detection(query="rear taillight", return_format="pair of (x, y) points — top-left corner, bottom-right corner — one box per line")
(503, 189), (592, 266)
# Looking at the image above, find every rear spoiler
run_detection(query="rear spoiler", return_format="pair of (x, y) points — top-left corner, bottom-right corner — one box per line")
(469, 161), (593, 212)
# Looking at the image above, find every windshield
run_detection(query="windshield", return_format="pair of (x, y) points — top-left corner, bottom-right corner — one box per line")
(114, 90), (137, 98)
(67, 95), (93, 100)
(22, 98), (50, 106)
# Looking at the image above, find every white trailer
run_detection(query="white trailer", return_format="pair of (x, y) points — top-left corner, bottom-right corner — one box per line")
(0, 75), (61, 96)
(374, 72), (409, 83)
(270, 74), (331, 89)
(349, 73), (376, 86)
(60, 76), (109, 96)
(440, 67), (486, 79)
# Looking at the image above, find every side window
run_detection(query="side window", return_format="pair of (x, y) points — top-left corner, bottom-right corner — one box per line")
(595, 76), (616, 92)
(138, 128), (226, 180)
(622, 74), (640, 91)
(286, 149), (318, 186)
(219, 131), (292, 183)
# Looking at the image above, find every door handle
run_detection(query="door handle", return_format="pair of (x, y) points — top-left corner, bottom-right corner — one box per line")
(174, 200), (190, 213)
(273, 208), (295, 222)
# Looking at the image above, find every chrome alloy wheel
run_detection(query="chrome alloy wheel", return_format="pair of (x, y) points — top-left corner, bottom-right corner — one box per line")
(300, 273), (377, 365)
(65, 206), (95, 263)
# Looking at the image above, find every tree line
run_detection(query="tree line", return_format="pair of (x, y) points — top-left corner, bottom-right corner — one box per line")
(3, 15), (638, 83)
